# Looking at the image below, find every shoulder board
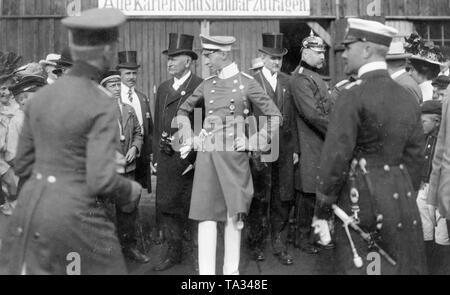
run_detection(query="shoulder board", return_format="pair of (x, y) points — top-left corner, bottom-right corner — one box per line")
(240, 72), (254, 80)
(345, 80), (362, 90)
(335, 79), (350, 88)
(96, 84), (113, 98)
(205, 75), (217, 81)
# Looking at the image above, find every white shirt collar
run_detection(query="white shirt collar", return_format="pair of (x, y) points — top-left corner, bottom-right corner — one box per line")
(419, 80), (434, 102)
(390, 68), (407, 80)
(173, 71), (191, 90)
(262, 67), (278, 91)
(358, 61), (388, 78)
(121, 83), (134, 94)
(218, 63), (239, 79)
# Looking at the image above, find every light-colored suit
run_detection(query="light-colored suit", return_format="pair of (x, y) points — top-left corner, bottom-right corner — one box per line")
(394, 71), (423, 104)
(428, 97), (450, 219)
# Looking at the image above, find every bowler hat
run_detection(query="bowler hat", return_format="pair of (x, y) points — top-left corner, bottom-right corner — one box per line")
(163, 33), (198, 60)
(259, 33), (288, 57)
(117, 51), (140, 69)
(55, 47), (73, 68)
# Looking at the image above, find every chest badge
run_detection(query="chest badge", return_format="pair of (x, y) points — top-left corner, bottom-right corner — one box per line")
(181, 91), (186, 96)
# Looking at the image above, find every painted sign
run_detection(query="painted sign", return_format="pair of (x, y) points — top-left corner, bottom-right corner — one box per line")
(98, 0), (311, 17)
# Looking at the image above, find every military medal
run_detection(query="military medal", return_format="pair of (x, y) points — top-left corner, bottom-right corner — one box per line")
(243, 109), (250, 116)
(181, 91), (186, 96)
(120, 135), (125, 142)
(229, 105), (236, 111)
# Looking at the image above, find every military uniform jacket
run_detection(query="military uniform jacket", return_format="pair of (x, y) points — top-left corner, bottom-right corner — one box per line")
(290, 62), (333, 193)
(117, 103), (143, 174)
(252, 70), (298, 202)
(316, 68), (426, 274)
(0, 62), (135, 275)
(153, 73), (203, 217)
(178, 63), (282, 221)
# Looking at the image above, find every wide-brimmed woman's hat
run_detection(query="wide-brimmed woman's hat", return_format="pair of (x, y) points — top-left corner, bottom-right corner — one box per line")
(405, 32), (445, 66)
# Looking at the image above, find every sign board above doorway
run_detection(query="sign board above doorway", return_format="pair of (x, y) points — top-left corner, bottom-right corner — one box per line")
(98, 0), (311, 17)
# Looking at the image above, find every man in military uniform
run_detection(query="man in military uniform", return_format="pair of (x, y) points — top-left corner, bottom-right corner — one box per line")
(117, 50), (154, 192)
(176, 35), (282, 275)
(290, 31), (333, 254)
(246, 33), (298, 265)
(152, 33), (203, 272)
(0, 8), (143, 275)
(314, 18), (427, 275)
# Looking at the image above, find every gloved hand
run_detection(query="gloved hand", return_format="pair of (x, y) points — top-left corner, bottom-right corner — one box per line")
(312, 217), (331, 246)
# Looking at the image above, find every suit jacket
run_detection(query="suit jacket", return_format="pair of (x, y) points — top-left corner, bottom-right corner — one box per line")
(153, 73), (203, 217)
(1, 61), (134, 274)
(290, 63), (333, 193)
(133, 89), (154, 190)
(394, 71), (423, 104)
(117, 103), (143, 174)
(428, 97), (450, 219)
(252, 70), (298, 201)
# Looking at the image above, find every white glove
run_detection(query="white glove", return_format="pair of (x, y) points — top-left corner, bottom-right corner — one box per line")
(312, 218), (331, 246)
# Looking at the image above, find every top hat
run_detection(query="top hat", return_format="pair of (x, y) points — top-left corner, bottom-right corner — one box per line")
(163, 33), (198, 60)
(259, 33), (288, 57)
(117, 51), (141, 69)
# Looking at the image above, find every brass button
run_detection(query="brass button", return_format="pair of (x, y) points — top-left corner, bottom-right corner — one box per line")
(407, 192), (412, 198)
(413, 220), (418, 226)
(399, 164), (404, 170)
(34, 232), (41, 239)
(17, 227), (23, 235)
(213, 80), (217, 84)
(393, 193), (399, 200)
(397, 222), (403, 229)
(239, 85), (244, 90)
(36, 173), (42, 180)
(209, 100), (214, 104)
(208, 110), (213, 115)
(232, 89), (237, 93)
(233, 80), (238, 84)
(211, 90), (215, 93)
(384, 165), (390, 172)
(47, 176), (56, 183)
(230, 99), (235, 103)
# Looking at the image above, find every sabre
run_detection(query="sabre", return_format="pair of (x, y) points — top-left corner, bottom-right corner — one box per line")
(332, 204), (397, 267)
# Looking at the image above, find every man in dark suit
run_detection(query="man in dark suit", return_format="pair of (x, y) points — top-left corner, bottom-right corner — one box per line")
(314, 18), (427, 275)
(117, 51), (153, 263)
(290, 31), (334, 255)
(152, 33), (203, 272)
(117, 51), (154, 192)
(246, 33), (298, 265)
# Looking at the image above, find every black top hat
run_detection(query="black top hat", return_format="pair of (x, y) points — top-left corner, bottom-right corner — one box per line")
(163, 33), (198, 60)
(258, 33), (288, 57)
(117, 51), (140, 69)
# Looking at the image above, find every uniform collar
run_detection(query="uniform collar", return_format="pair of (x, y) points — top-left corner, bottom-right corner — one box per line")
(358, 61), (388, 78)
(67, 61), (102, 82)
(218, 62), (239, 79)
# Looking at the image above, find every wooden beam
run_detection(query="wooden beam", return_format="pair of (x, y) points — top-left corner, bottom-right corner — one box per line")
(306, 21), (332, 46)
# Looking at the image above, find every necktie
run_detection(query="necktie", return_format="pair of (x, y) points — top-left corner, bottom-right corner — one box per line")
(128, 88), (133, 103)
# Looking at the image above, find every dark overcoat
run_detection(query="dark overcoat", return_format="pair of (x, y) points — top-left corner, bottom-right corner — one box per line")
(290, 64), (333, 193)
(153, 73), (203, 217)
(134, 90), (154, 191)
(0, 62), (136, 275)
(178, 68), (282, 222)
(315, 69), (427, 275)
(252, 70), (298, 202)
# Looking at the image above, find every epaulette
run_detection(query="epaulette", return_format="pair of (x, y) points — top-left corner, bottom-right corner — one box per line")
(96, 84), (113, 98)
(345, 79), (362, 90)
(205, 75), (217, 81)
(240, 72), (254, 80)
